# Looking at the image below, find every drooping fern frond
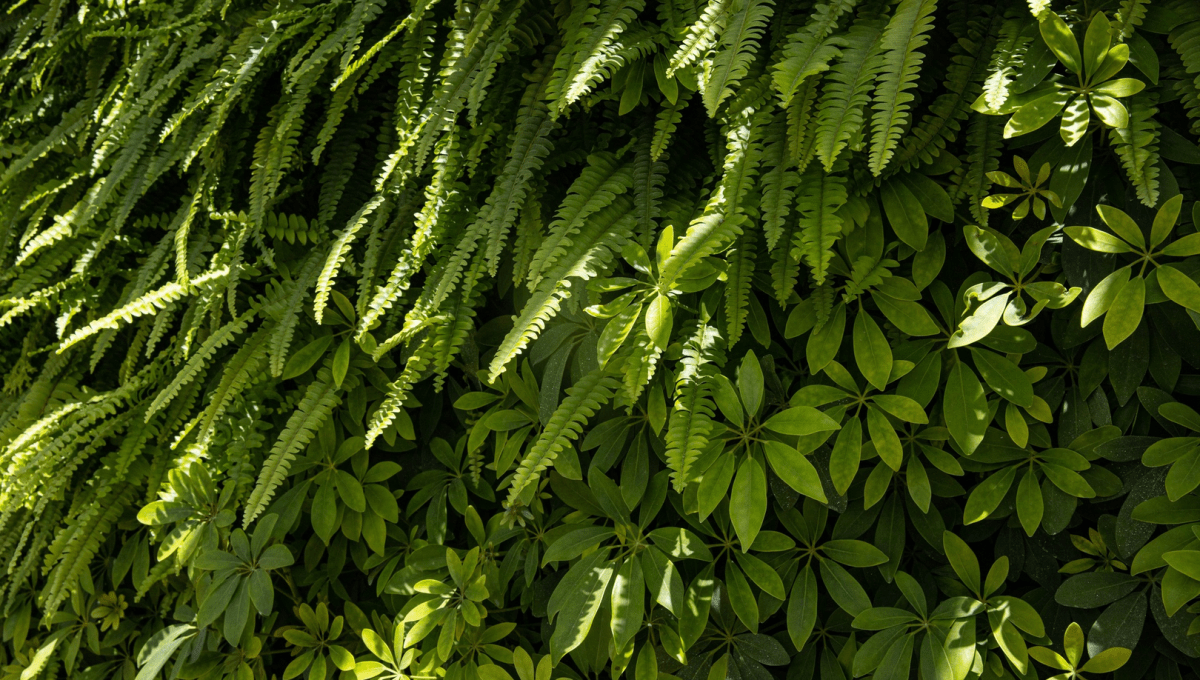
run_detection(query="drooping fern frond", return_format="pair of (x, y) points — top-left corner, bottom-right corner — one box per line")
(364, 334), (432, 449)
(771, 0), (857, 106)
(314, 193), (388, 324)
(1114, 0), (1149, 40)
(665, 321), (721, 491)
(269, 256), (322, 377)
(868, 0), (938, 176)
(404, 0), (524, 180)
(334, 0), (435, 90)
(951, 114), (1003, 224)
(703, 0), (774, 116)
(889, 4), (999, 173)
(243, 368), (342, 526)
(658, 101), (766, 290)
(813, 13), (886, 172)
(1113, 94), (1161, 207)
(982, 18), (1028, 112)
(358, 128), (465, 340)
(550, 0), (648, 115)
(632, 128), (668, 248)
(528, 152), (634, 289)
(786, 75), (823, 170)
(194, 324), (274, 446)
(770, 217), (802, 304)
(618, 325), (663, 406)
(491, 197), (637, 380)
(505, 368), (619, 506)
(1169, 21), (1200, 132)
(145, 313), (251, 421)
(481, 60), (557, 275)
(652, 89), (693, 160)
(57, 267), (231, 354)
(430, 270), (484, 393)
(669, 0), (731, 76)
(758, 114), (799, 251)
(792, 166), (847, 285)
(724, 228), (756, 345)
(843, 254), (895, 303)
(41, 482), (136, 615)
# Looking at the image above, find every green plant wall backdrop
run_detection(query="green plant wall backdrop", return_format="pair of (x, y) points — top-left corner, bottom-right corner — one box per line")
(3, 0), (1200, 679)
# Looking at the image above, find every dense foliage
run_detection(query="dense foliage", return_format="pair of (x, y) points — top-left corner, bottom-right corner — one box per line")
(4, 0), (1200, 679)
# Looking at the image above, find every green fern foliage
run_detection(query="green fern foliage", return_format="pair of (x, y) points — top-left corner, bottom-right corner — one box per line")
(868, 0), (938, 175)
(2, 1), (1200, 679)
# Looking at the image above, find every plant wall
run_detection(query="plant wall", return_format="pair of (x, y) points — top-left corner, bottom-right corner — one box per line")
(3, 0), (1200, 679)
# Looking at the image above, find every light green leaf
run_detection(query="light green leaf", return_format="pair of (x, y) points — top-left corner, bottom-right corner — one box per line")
(1102, 274), (1144, 349)
(763, 440), (827, 502)
(943, 362), (988, 455)
(854, 310), (893, 391)
(763, 406), (842, 436)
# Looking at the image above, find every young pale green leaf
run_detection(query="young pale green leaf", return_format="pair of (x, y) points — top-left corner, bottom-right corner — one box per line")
(1040, 14), (1082, 73)
(763, 406), (842, 436)
(854, 311), (893, 391)
(763, 440), (827, 502)
(944, 362), (989, 455)
(1102, 275), (1145, 349)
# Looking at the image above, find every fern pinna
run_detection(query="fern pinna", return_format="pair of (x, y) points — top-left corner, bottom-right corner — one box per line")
(1, 0), (1200, 679)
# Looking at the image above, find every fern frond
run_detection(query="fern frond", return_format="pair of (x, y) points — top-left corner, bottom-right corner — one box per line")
(619, 326), (663, 406)
(528, 152), (634, 289)
(813, 14), (886, 172)
(725, 229), (756, 345)
(196, 324), (273, 444)
(868, 0), (938, 175)
(763, 118), (801, 248)
(633, 129), (668, 248)
(314, 193), (387, 324)
(334, 0), (433, 90)
(1170, 20), (1200, 128)
(553, 0), (648, 114)
(358, 129), (465, 340)
(652, 90), (693, 160)
(1113, 94), (1161, 207)
(57, 267), (231, 354)
(0, 101), (89, 192)
(770, 217), (802, 304)
(843, 254), (895, 302)
(146, 314), (251, 420)
(982, 18), (1028, 112)
(505, 368), (619, 506)
(659, 107), (765, 289)
(890, 5), (999, 173)
(243, 368), (342, 526)
(770, 0), (857, 105)
(481, 61), (557, 275)
(665, 321), (721, 491)
(491, 197), (636, 379)
(430, 269), (483, 393)
(270, 257), (321, 377)
(950, 114), (1003, 225)
(792, 167), (847, 285)
(787, 75), (822, 171)
(41, 483), (135, 615)
(1115, 0), (1149, 40)
(669, 0), (731, 76)
(703, 0), (774, 116)
(406, 1), (524, 179)
(365, 336), (433, 448)
(512, 194), (545, 286)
